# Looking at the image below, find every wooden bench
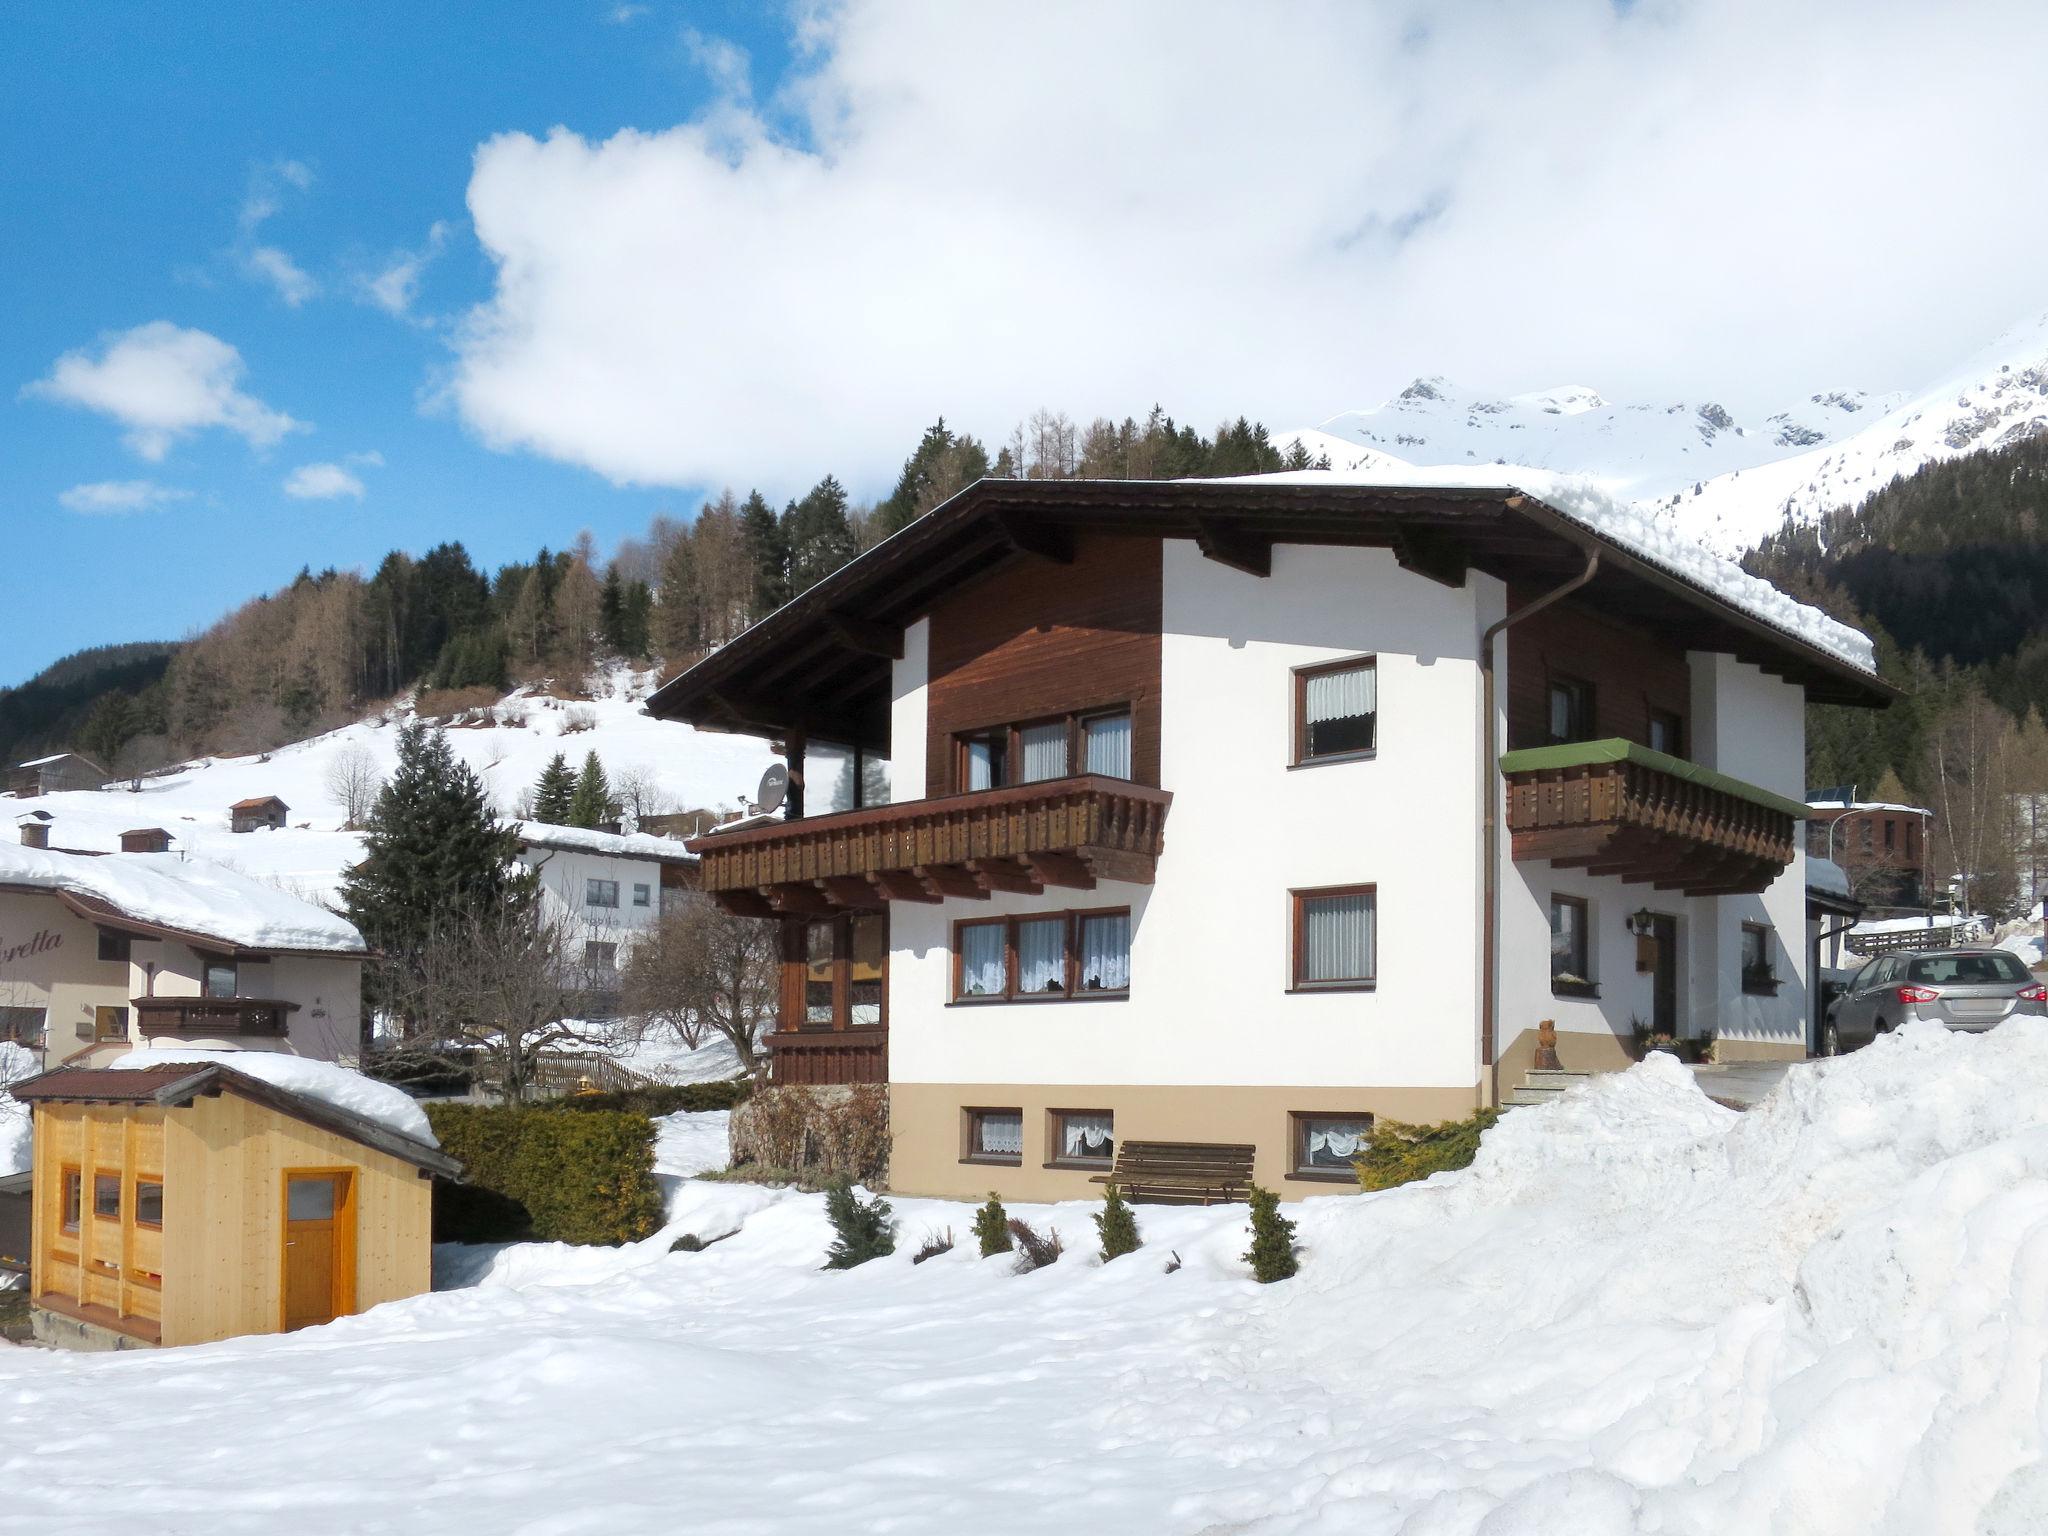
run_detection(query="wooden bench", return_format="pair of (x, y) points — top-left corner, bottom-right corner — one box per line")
(1090, 1141), (1257, 1205)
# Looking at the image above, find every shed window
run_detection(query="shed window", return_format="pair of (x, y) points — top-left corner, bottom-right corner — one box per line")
(1296, 658), (1377, 763)
(93, 1173), (121, 1220)
(134, 1180), (163, 1228)
(61, 1168), (81, 1234)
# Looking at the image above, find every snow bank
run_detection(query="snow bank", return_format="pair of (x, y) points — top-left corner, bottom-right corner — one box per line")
(110, 1048), (436, 1148)
(1235, 463), (1880, 673)
(0, 840), (364, 955)
(0, 1041), (35, 1177)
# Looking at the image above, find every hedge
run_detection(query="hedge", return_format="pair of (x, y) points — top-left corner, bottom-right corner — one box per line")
(427, 1103), (665, 1246)
(1353, 1109), (1501, 1192)
(544, 1078), (755, 1117)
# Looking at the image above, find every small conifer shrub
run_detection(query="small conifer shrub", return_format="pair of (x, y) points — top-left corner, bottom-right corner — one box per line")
(1243, 1184), (1298, 1283)
(823, 1182), (896, 1269)
(972, 1192), (1012, 1257)
(1094, 1182), (1141, 1262)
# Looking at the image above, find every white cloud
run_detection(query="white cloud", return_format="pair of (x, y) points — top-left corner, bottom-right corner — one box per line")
(245, 245), (318, 307)
(236, 159), (318, 303)
(359, 222), (452, 317)
(283, 453), (380, 500)
(449, 0), (2048, 496)
(57, 479), (192, 515)
(608, 4), (649, 22)
(682, 29), (750, 97)
(26, 321), (305, 460)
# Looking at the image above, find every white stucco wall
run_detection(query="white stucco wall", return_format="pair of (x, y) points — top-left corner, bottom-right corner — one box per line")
(889, 541), (1492, 1091)
(518, 845), (666, 953)
(121, 941), (361, 1061)
(890, 617), (930, 797)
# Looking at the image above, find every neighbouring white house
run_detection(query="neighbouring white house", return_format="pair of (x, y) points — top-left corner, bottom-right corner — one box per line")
(652, 474), (1893, 1200)
(0, 824), (368, 1068)
(509, 821), (698, 1012)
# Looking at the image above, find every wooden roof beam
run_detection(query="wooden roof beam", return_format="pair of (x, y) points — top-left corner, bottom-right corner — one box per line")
(1193, 518), (1272, 578)
(992, 509), (1074, 564)
(824, 611), (904, 660)
(1391, 526), (1469, 590)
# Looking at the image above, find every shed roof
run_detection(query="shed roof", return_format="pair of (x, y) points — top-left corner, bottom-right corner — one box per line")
(229, 796), (290, 812)
(10, 1062), (459, 1178)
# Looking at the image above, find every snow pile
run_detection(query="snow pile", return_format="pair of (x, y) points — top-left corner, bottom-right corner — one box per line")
(652, 1110), (730, 1181)
(109, 1048), (436, 1148)
(0, 1041), (35, 1177)
(0, 840), (365, 955)
(1238, 462), (1880, 673)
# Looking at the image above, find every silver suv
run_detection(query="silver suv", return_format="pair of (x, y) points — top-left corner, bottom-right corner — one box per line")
(1824, 947), (2047, 1055)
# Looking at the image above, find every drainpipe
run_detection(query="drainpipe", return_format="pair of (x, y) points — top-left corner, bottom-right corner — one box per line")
(1478, 545), (1601, 1107)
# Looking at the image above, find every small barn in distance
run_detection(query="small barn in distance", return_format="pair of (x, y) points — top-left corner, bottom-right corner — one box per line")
(12, 1058), (458, 1349)
(228, 796), (290, 833)
(9, 754), (108, 797)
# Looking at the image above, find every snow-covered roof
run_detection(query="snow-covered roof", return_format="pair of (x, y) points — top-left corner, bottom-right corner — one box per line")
(109, 1048), (436, 1147)
(1807, 857), (1852, 897)
(509, 820), (698, 866)
(0, 839), (367, 956)
(693, 810), (783, 837)
(16, 753), (83, 769)
(1231, 465), (1879, 675)
(1807, 799), (1932, 816)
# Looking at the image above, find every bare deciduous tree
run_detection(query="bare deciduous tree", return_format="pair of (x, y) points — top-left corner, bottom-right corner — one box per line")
(610, 764), (674, 829)
(621, 895), (777, 1080)
(324, 742), (384, 830)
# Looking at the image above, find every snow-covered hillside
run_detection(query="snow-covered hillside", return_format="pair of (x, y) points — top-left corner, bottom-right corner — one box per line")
(9, 1026), (2048, 1531)
(1288, 307), (2048, 554)
(4, 668), (775, 908)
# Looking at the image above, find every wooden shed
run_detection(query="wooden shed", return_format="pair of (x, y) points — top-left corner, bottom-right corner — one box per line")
(11, 1061), (459, 1349)
(228, 796), (290, 833)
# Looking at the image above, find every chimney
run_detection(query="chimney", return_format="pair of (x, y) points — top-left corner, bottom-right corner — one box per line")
(20, 822), (49, 849)
(121, 828), (172, 854)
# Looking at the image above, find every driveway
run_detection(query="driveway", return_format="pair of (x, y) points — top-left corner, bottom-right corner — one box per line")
(1691, 1059), (1804, 1109)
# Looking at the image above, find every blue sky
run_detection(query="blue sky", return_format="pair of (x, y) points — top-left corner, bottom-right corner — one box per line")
(5, 2), (2044, 688)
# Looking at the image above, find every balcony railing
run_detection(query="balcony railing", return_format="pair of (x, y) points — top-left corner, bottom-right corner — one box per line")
(688, 774), (1172, 915)
(1500, 739), (1805, 896)
(769, 1026), (888, 1086)
(134, 997), (297, 1039)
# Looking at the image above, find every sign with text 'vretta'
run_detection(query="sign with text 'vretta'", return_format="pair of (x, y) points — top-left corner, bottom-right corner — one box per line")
(0, 928), (63, 969)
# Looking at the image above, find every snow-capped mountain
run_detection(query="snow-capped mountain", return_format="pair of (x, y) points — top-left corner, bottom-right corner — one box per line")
(1288, 309), (2048, 553)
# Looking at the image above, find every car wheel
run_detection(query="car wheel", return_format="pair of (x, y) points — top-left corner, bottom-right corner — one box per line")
(1874, 1017), (1891, 1036)
(1822, 1022), (1840, 1057)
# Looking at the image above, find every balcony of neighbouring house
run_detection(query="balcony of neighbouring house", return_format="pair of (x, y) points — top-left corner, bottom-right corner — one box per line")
(686, 774), (1172, 916)
(134, 996), (297, 1039)
(769, 1025), (889, 1086)
(1501, 739), (1805, 896)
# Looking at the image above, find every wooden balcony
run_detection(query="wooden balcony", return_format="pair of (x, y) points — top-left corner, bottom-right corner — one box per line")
(1501, 739), (1805, 896)
(688, 775), (1172, 915)
(134, 997), (297, 1039)
(769, 1026), (888, 1086)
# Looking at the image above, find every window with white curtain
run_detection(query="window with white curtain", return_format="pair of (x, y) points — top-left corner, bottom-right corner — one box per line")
(1297, 658), (1377, 762)
(1293, 887), (1376, 987)
(1294, 1113), (1374, 1176)
(958, 922), (1008, 997)
(1016, 917), (1066, 994)
(1083, 711), (1133, 778)
(1078, 912), (1130, 992)
(1017, 721), (1069, 783)
(967, 1109), (1023, 1163)
(1053, 1110), (1114, 1164)
(964, 735), (1003, 791)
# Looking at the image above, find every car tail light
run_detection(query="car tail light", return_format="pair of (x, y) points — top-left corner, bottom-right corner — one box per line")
(1897, 985), (1940, 1004)
(2020, 985), (2048, 1003)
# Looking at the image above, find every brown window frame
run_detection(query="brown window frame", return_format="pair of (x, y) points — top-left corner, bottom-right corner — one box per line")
(1549, 894), (1597, 998)
(92, 1171), (122, 1222)
(1545, 675), (1594, 745)
(1288, 1110), (1377, 1183)
(1647, 708), (1684, 758)
(962, 1106), (1024, 1166)
(133, 1178), (164, 1230)
(1045, 1107), (1116, 1169)
(60, 1166), (82, 1235)
(203, 957), (239, 999)
(1291, 655), (1379, 767)
(1741, 922), (1779, 995)
(1288, 884), (1377, 992)
(949, 907), (1133, 1004)
(783, 911), (890, 1033)
(951, 704), (1135, 794)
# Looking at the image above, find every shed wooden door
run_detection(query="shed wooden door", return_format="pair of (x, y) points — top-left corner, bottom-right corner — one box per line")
(282, 1172), (355, 1332)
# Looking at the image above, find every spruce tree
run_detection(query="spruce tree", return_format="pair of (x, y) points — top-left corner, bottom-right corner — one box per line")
(599, 568), (627, 653)
(823, 1182), (896, 1269)
(532, 753), (576, 825)
(656, 530), (701, 658)
(339, 722), (526, 974)
(783, 476), (858, 596)
(1243, 1184), (1298, 1283)
(566, 749), (615, 829)
(741, 490), (789, 619)
(1094, 1182), (1141, 1262)
(972, 1193), (1012, 1257)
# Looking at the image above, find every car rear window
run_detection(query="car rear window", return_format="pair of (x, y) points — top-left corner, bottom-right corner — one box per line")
(1905, 953), (2030, 985)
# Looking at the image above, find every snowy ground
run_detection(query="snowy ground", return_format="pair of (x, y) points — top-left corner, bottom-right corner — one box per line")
(8, 1025), (2048, 1532)
(653, 1109), (731, 1182)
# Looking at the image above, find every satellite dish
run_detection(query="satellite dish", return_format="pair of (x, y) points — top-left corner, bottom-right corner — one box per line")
(756, 762), (788, 814)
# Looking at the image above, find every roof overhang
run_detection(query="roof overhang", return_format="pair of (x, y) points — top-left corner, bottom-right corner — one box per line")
(646, 478), (1894, 746)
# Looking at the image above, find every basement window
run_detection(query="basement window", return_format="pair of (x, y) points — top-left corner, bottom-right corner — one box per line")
(964, 1108), (1023, 1165)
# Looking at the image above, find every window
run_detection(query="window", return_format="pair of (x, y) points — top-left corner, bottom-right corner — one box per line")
(97, 929), (131, 964)
(805, 739), (892, 814)
(1294, 658), (1377, 763)
(61, 1169), (81, 1234)
(93, 1173), (121, 1220)
(585, 879), (620, 909)
(1049, 1110), (1114, 1167)
(0, 1005), (44, 1045)
(1549, 895), (1595, 996)
(951, 910), (1132, 1002)
(583, 940), (618, 972)
(1647, 710), (1683, 757)
(965, 1108), (1023, 1165)
(1741, 924), (1777, 993)
(1546, 678), (1593, 745)
(1292, 1113), (1374, 1179)
(134, 1180), (163, 1228)
(1907, 952), (2031, 985)
(632, 883), (652, 908)
(1884, 819), (1897, 852)
(848, 912), (885, 1025)
(805, 920), (837, 1024)
(954, 707), (1135, 791)
(203, 959), (238, 999)
(1291, 886), (1376, 989)
(92, 1006), (129, 1043)
(791, 912), (889, 1030)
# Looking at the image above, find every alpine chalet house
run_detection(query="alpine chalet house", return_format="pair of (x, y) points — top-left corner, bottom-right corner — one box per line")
(511, 821), (698, 1014)
(652, 475), (1890, 1201)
